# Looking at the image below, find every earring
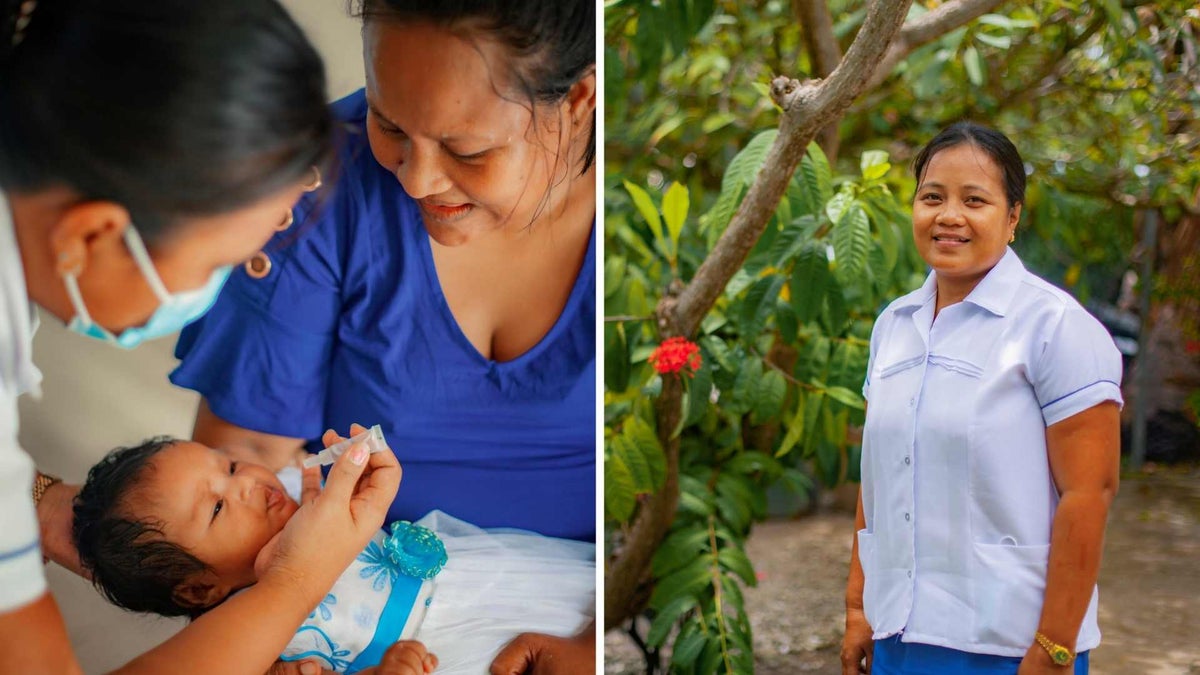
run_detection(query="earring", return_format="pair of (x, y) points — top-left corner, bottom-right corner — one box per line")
(302, 166), (322, 192)
(1009, 231), (1016, 243)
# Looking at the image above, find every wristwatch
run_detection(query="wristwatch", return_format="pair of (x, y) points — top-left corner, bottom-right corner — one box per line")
(1035, 632), (1074, 666)
(32, 471), (62, 507)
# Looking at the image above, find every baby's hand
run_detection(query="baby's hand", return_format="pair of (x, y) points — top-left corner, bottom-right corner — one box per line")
(376, 641), (437, 675)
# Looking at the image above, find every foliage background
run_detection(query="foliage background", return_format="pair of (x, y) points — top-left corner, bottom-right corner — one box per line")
(604, 1), (1200, 672)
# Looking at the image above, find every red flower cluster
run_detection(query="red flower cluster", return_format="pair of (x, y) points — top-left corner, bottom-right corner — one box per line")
(649, 337), (702, 376)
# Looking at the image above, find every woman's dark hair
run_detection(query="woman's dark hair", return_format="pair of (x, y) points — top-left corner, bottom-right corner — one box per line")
(73, 437), (213, 619)
(351, 0), (596, 175)
(0, 0), (333, 243)
(912, 122), (1026, 208)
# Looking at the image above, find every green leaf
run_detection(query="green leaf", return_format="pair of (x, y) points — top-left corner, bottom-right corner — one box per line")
(722, 129), (778, 192)
(612, 433), (653, 493)
(750, 369), (786, 425)
(604, 452), (636, 521)
(653, 527), (712, 577)
(789, 244), (830, 324)
(603, 255), (626, 298)
(604, 322), (631, 393)
(728, 358), (763, 416)
(622, 180), (664, 246)
(662, 181), (690, 249)
(825, 189), (853, 226)
(647, 595), (697, 648)
(648, 111), (688, 147)
(626, 415), (666, 489)
(975, 32), (1012, 50)
(769, 214), (819, 267)
(684, 360), (713, 428)
(738, 275), (784, 341)
(963, 45), (985, 86)
(776, 391), (807, 458)
(671, 622), (708, 671)
(860, 149), (890, 177)
(649, 557), (711, 610)
(701, 111), (739, 134)
(805, 141), (833, 206)
(824, 385), (865, 410)
(703, 182), (744, 236)
(833, 203), (871, 281)
(718, 546), (757, 586)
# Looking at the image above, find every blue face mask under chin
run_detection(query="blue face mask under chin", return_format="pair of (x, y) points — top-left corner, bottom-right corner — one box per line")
(61, 226), (233, 350)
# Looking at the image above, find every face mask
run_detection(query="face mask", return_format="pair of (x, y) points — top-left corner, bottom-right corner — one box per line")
(62, 225), (233, 349)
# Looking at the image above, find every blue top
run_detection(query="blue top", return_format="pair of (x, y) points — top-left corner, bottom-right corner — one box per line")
(171, 90), (596, 541)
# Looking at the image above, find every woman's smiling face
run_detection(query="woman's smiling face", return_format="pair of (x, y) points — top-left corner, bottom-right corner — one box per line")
(912, 142), (1021, 293)
(363, 20), (588, 246)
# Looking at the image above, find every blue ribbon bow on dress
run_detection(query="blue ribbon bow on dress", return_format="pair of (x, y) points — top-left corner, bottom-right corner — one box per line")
(380, 521), (448, 580)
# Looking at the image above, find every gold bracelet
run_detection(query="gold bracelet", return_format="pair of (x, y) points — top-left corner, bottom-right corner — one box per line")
(32, 471), (63, 507)
(1034, 631), (1074, 666)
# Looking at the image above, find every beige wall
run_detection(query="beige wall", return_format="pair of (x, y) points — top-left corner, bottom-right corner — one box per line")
(18, 3), (364, 671)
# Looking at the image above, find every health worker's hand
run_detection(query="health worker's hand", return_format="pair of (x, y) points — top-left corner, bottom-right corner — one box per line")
(254, 423), (401, 607)
(1018, 644), (1070, 675)
(840, 608), (873, 674)
(489, 627), (594, 675)
(37, 480), (87, 577)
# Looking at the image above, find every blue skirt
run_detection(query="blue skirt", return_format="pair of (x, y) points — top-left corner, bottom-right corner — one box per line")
(873, 635), (1090, 674)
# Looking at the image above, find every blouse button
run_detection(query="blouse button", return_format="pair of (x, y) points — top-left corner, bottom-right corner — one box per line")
(904, 456), (911, 465)
(245, 252), (272, 279)
(905, 512), (911, 522)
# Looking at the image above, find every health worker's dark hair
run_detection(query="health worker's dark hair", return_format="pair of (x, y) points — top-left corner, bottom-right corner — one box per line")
(351, 0), (596, 175)
(912, 122), (1026, 209)
(0, 0), (333, 243)
(73, 437), (213, 619)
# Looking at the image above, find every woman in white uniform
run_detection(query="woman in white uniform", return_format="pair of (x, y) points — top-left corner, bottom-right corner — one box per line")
(841, 123), (1122, 675)
(0, 1), (399, 673)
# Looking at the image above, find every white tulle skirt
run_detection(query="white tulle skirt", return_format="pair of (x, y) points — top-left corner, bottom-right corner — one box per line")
(411, 510), (596, 675)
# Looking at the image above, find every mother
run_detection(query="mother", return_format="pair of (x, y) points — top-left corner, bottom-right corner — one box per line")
(841, 123), (1121, 675)
(170, 0), (597, 669)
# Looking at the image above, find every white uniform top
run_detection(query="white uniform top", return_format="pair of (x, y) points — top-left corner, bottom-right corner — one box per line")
(859, 247), (1123, 657)
(0, 191), (47, 611)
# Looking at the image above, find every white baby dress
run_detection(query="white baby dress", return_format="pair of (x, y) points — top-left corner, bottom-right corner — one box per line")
(276, 469), (594, 674)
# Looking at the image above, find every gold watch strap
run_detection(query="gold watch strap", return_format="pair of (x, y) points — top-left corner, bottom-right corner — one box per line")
(32, 471), (63, 507)
(1035, 632), (1075, 666)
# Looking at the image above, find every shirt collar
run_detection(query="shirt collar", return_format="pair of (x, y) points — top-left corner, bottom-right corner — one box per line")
(892, 247), (1024, 318)
(962, 247), (1024, 317)
(0, 191), (43, 398)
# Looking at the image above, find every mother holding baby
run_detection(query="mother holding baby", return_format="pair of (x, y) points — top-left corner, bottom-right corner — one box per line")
(173, 1), (598, 672)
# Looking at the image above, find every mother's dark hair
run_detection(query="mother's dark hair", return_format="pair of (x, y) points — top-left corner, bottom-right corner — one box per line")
(912, 122), (1026, 209)
(0, 0), (333, 242)
(351, 0), (596, 175)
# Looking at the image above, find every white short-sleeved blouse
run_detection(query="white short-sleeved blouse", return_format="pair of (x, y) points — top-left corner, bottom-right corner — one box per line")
(859, 247), (1123, 657)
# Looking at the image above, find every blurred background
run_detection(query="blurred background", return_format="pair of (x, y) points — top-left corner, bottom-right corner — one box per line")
(19, 1), (364, 672)
(602, 1), (1199, 673)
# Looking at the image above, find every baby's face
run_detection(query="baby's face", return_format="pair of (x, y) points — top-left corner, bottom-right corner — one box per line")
(135, 441), (300, 592)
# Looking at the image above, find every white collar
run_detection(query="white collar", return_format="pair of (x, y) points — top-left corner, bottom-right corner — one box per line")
(0, 191), (43, 398)
(893, 247), (1026, 318)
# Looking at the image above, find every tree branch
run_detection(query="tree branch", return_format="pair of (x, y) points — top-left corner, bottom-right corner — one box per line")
(674, 0), (912, 336)
(795, 0), (844, 159)
(865, 0), (1004, 91)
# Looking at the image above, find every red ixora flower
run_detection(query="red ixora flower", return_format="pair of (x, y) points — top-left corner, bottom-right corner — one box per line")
(649, 337), (702, 376)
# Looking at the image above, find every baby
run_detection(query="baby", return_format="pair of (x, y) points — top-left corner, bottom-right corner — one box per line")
(72, 436), (595, 674)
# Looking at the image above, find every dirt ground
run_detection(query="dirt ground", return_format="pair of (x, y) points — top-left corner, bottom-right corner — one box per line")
(605, 464), (1200, 674)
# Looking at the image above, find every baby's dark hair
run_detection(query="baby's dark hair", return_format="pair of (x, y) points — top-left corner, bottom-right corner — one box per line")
(73, 436), (213, 619)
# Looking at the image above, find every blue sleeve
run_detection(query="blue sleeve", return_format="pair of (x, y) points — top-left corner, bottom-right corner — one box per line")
(171, 189), (350, 439)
